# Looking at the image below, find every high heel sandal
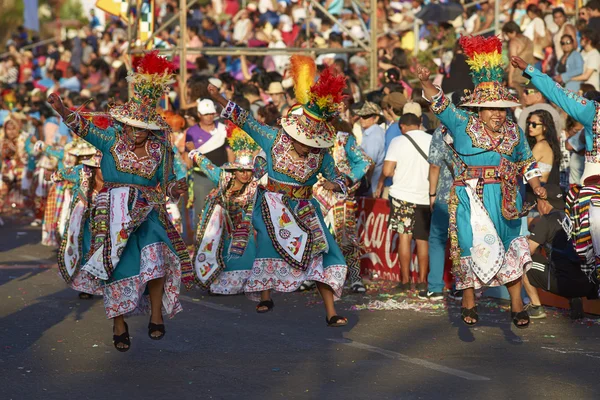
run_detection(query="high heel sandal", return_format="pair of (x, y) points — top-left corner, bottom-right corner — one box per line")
(113, 322), (130, 352)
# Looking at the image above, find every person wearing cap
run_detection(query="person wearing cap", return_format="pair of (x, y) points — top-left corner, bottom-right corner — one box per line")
(419, 36), (547, 329)
(512, 56), (600, 293)
(355, 101), (386, 197)
(208, 56), (350, 326)
(379, 92), (407, 199)
(266, 81), (290, 116)
(377, 113), (432, 292)
(186, 126), (263, 297)
(516, 81), (564, 135)
(47, 51), (192, 352)
(524, 184), (599, 320)
(186, 98), (230, 221)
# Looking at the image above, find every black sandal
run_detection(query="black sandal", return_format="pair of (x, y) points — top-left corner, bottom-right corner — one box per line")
(256, 300), (274, 313)
(461, 306), (479, 326)
(148, 321), (166, 340)
(78, 292), (93, 300)
(511, 310), (530, 329)
(113, 322), (130, 352)
(326, 315), (348, 327)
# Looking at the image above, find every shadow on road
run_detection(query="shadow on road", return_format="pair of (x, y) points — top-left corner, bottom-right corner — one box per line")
(0, 287), (97, 355)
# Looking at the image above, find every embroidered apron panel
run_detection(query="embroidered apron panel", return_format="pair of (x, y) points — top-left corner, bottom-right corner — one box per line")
(465, 179), (506, 284)
(193, 203), (226, 287)
(261, 192), (312, 270)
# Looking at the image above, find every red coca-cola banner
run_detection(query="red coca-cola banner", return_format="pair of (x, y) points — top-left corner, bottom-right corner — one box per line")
(357, 197), (402, 281)
(356, 197), (452, 286)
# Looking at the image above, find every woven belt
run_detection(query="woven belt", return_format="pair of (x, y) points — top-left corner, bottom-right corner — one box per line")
(454, 165), (501, 185)
(266, 179), (313, 199)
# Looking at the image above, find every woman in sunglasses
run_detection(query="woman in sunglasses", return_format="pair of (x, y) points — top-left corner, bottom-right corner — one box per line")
(554, 34), (584, 93)
(525, 110), (562, 224)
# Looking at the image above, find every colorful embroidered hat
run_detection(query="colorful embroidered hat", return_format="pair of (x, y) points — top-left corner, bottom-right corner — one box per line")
(81, 150), (102, 168)
(109, 50), (175, 130)
(459, 35), (521, 108)
(281, 56), (347, 148)
(222, 122), (260, 171)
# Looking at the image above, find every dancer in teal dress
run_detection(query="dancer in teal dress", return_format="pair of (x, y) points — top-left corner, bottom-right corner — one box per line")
(47, 51), (192, 352)
(510, 56), (600, 283)
(418, 35), (547, 329)
(208, 56), (350, 326)
(187, 126), (261, 295)
(50, 148), (102, 300)
(313, 125), (373, 293)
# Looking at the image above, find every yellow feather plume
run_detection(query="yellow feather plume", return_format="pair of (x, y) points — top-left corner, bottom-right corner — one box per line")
(289, 55), (316, 105)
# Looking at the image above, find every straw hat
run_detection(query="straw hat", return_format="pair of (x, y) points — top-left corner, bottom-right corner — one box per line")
(108, 51), (175, 130)
(280, 56), (347, 148)
(222, 124), (259, 171)
(459, 35), (521, 108)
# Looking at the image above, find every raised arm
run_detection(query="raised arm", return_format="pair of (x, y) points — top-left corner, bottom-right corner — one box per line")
(345, 133), (373, 184)
(51, 164), (82, 184)
(207, 84), (278, 151)
(187, 143), (223, 186)
(44, 144), (65, 162)
(47, 93), (113, 151)
(416, 64), (470, 136)
(511, 56), (596, 128)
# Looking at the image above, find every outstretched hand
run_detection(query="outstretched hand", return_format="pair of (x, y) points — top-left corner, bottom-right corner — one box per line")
(416, 64), (431, 82)
(510, 56), (528, 71)
(47, 93), (65, 116)
(321, 181), (341, 192)
(207, 83), (220, 98)
(171, 178), (188, 197)
(185, 141), (196, 152)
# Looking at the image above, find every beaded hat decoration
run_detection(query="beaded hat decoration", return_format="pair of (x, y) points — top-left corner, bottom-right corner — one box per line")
(222, 122), (260, 171)
(281, 55), (347, 148)
(459, 35), (521, 108)
(109, 50), (175, 131)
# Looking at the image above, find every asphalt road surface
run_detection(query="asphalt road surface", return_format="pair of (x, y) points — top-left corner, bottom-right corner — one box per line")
(2, 213), (600, 400)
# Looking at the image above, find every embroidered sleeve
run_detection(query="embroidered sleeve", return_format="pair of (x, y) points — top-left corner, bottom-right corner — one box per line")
(525, 65), (596, 128)
(44, 145), (65, 162)
(221, 100), (278, 151)
(172, 146), (188, 180)
(423, 87), (469, 139)
(321, 152), (348, 196)
(63, 111), (114, 151)
(189, 149), (222, 186)
(345, 134), (373, 183)
(52, 165), (82, 184)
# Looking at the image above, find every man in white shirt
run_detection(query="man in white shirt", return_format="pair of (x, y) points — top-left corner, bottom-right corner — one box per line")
(573, 28), (600, 90)
(375, 113), (432, 291)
